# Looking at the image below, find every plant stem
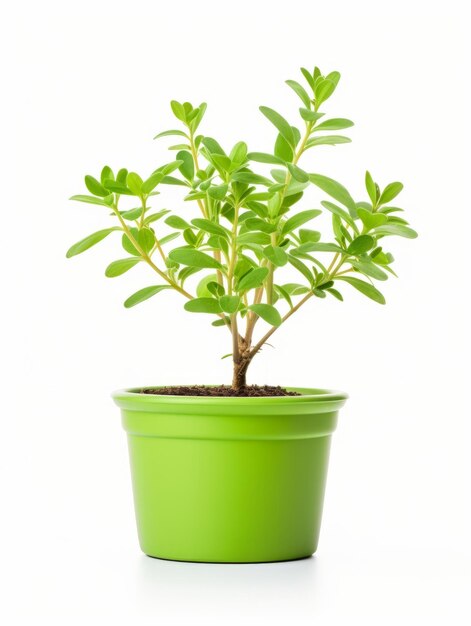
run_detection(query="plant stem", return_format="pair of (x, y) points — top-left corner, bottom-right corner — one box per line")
(249, 292), (313, 360)
(189, 131), (207, 219)
(111, 204), (192, 299)
(189, 129), (224, 288)
(326, 252), (340, 275)
(246, 252), (350, 362)
(231, 314), (240, 364)
(248, 121), (313, 342)
(227, 203), (242, 366)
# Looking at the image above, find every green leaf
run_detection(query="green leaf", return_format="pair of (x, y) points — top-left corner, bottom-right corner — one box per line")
(202, 137), (226, 156)
(196, 274), (219, 297)
(231, 171), (273, 186)
(144, 209), (170, 225)
(211, 154), (232, 172)
(299, 229), (321, 243)
(212, 318), (229, 327)
(159, 160), (186, 176)
(124, 285), (171, 308)
(259, 106), (296, 147)
(184, 298), (222, 314)
(118, 207), (143, 221)
(336, 276), (385, 304)
(207, 236), (229, 254)
(332, 213), (344, 242)
(306, 136), (351, 148)
(102, 181), (133, 195)
(219, 295), (241, 314)
(237, 267), (269, 292)
(274, 284), (292, 307)
(191, 218), (228, 237)
(160, 175), (189, 187)
(282, 283), (310, 296)
(285, 79), (311, 107)
(347, 235), (375, 255)
(282, 209), (322, 235)
(299, 108), (325, 122)
(165, 215), (192, 230)
(274, 133), (293, 162)
(267, 193), (282, 217)
(350, 259), (388, 281)
(140, 228), (156, 253)
(126, 172), (143, 195)
(207, 184), (228, 200)
(101, 166), (114, 185)
(326, 71), (341, 86)
(326, 287), (343, 301)
(288, 255), (314, 284)
(170, 100), (186, 122)
(300, 67), (316, 91)
(105, 257), (140, 277)
(66, 227), (120, 258)
(169, 247), (222, 268)
(181, 226), (196, 246)
(321, 201), (357, 230)
(247, 152), (285, 165)
(313, 118), (354, 131)
(287, 163), (309, 182)
(379, 182), (404, 204)
(160, 232), (180, 246)
(263, 245), (288, 266)
(357, 207), (387, 230)
(249, 304), (282, 326)
(177, 151), (194, 181)
(229, 141), (248, 166)
(315, 78), (336, 105)
(141, 171), (164, 194)
(373, 224), (418, 239)
(154, 129), (189, 140)
(293, 242), (345, 255)
(85, 175), (109, 197)
(206, 280), (224, 298)
(201, 136), (226, 155)
(237, 232), (271, 245)
(116, 168), (128, 184)
(189, 103), (207, 132)
(365, 171), (377, 204)
(70, 195), (109, 207)
(121, 228), (155, 256)
(386, 216), (409, 225)
(168, 144), (190, 151)
(244, 218), (277, 233)
(309, 173), (357, 214)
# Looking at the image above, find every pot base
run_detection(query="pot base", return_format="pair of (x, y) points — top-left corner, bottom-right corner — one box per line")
(145, 553), (314, 564)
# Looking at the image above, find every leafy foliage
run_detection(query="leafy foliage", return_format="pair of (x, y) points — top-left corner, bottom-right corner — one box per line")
(67, 66), (417, 388)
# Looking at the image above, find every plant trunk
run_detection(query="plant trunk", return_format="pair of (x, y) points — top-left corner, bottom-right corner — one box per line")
(232, 356), (252, 391)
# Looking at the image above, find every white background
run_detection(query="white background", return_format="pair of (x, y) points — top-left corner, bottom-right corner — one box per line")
(3, 1), (470, 623)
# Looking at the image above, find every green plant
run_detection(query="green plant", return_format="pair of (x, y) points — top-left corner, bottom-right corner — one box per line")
(67, 65), (417, 390)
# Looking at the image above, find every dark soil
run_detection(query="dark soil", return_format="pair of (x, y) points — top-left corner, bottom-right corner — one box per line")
(140, 385), (301, 397)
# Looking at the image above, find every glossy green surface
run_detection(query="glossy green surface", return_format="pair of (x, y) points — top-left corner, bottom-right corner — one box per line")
(113, 387), (347, 563)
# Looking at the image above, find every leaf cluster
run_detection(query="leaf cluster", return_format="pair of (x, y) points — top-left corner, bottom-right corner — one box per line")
(67, 65), (417, 361)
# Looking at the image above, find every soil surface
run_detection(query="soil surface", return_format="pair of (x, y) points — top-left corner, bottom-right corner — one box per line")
(140, 385), (301, 397)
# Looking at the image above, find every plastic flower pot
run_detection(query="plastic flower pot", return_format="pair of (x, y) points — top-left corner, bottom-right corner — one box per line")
(112, 386), (347, 563)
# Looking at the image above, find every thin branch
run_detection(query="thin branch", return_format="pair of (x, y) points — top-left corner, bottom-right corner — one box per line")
(249, 292), (313, 359)
(112, 205), (192, 299)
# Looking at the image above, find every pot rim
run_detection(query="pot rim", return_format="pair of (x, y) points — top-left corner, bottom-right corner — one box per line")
(112, 385), (348, 404)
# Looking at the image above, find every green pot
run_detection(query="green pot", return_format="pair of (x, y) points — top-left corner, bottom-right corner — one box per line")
(112, 386), (347, 563)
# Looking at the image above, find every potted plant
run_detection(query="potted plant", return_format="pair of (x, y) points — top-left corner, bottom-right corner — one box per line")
(67, 65), (416, 563)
